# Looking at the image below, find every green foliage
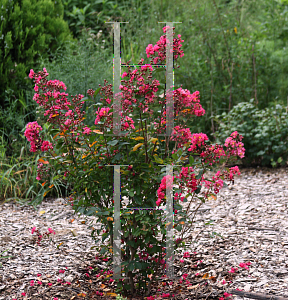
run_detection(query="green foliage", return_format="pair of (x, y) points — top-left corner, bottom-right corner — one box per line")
(0, 88), (37, 158)
(212, 99), (288, 167)
(0, 0), (75, 109)
(62, 0), (126, 40)
(141, 0), (288, 140)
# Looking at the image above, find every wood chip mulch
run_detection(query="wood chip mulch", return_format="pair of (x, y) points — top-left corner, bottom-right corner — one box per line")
(1, 166), (288, 299)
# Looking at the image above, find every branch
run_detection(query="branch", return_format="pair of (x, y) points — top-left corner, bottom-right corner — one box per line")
(228, 289), (288, 300)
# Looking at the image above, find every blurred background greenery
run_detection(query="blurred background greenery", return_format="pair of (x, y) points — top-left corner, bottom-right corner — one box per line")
(0, 0), (288, 204)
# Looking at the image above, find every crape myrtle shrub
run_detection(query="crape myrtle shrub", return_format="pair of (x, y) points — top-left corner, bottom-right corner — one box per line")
(0, 0), (74, 110)
(212, 99), (288, 167)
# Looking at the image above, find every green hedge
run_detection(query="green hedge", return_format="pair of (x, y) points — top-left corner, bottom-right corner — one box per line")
(0, 0), (75, 109)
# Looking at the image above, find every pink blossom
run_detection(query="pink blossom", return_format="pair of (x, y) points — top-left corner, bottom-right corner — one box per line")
(223, 292), (232, 298)
(40, 141), (53, 152)
(31, 227), (36, 234)
(48, 228), (55, 234)
(29, 69), (35, 78)
(156, 199), (161, 206)
(83, 126), (91, 135)
(146, 44), (154, 57)
(161, 293), (170, 298)
(64, 119), (72, 126)
(65, 110), (73, 116)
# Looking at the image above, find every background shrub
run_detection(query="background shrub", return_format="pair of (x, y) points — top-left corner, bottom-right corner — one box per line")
(0, 0), (75, 110)
(212, 99), (288, 167)
(61, 0), (126, 40)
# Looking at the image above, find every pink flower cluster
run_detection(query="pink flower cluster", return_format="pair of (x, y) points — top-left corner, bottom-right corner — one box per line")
(24, 121), (53, 153)
(175, 166), (199, 196)
(173, 89), (205, 117)
(228, 267), (238, 273)
(239, 261), (251, 270)
(87, 26), (190, 137)
(154, 89), (205, 135)
(156, 174), (174, 206)
(31, 227), (55, 245)
(158, 132), (244, 204)
(225, 131), (245, 158)
(28, 68), (86, 142)
(187, 133), (209, 152)
(26, 68), (98, 180)
(170, 125), (192, 151)
(94, 107), (135, 131)
(188, 131), (244, 167)
(146, 25), (184, 64)
(219, 292), (233, 300)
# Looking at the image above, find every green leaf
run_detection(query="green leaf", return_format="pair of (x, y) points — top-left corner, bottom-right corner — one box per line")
(196, 170), (204, 180)
(195, 185), (201, 194)
(135, 186), (141, 195)
(189, 155), (194, 165)
(100, 247), (107, 254)
(107, 139), (119, 146)
(257, 150), (265, 156)
(128, 261), (135, 271)
(171, 153), (178, 160)
(277, 157), (283, 163)
(175, 225), (182, 231)
(86, 207), (98, 216)
(154, 156), (164, 164)
(119, 141), (130, 146)
(128, 191), (134, 197)
(135, 262), (144, 269)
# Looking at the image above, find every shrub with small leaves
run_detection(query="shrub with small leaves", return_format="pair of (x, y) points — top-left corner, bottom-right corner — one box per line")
(0, 0), (74, 109)
(212, 99), (288, 167)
